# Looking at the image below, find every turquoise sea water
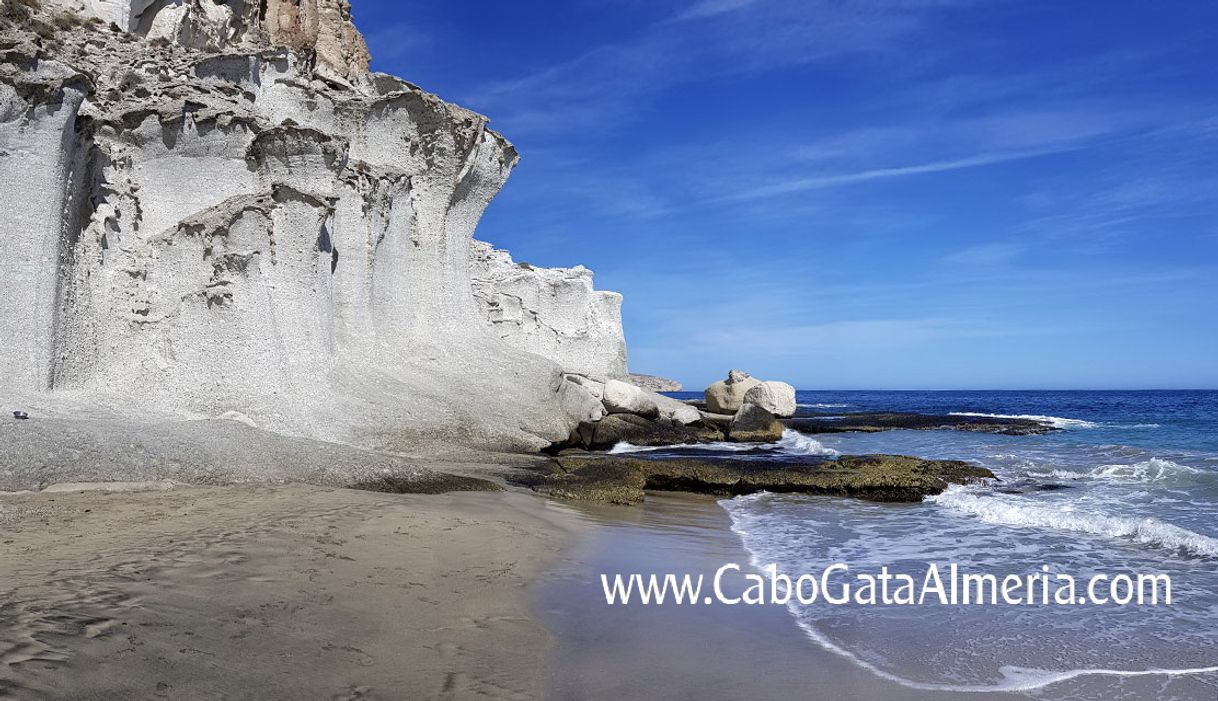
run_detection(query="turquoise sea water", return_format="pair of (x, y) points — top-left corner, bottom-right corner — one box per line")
(653, 391), (1218, 699)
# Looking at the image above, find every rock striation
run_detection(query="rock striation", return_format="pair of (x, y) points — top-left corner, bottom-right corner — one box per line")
(0, 0), (617, 453)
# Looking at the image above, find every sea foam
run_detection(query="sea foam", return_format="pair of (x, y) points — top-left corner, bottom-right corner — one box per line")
(928, 485), (1218, 558)
(608, 441), (755, 454)
(1087, 458), (1202, 483)
(721, 494), (1218, 693)
(1028, 458), (1203, 484)
(949, 412), (1099, 429)
(797, 403), (852, 409)
(610, 430), (837, 457)
(775, 430), (840, 456)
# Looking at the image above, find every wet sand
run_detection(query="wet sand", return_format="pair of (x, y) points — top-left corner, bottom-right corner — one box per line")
(538, 492), (1031, 701)
(0, 484), (579, 700)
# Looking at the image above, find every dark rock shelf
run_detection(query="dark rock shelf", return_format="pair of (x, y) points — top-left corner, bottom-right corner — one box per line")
(516, 454), (996, 505)
(784, 412), (1057, 436)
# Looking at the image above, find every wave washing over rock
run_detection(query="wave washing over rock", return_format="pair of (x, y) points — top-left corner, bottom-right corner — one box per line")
(0, 0), (628, 457)
(609, 430), (838, 458)
(948, 412), (1099, 430)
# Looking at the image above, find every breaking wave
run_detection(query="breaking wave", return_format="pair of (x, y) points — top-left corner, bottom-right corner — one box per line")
(608, 440), (754, 454)
(949, 412), (1099, 429)
(928, 485), (1218, 558)
(775, 430), (839, 456)
(1030, 458), (1203, 484)
(610, 430), (837, 457)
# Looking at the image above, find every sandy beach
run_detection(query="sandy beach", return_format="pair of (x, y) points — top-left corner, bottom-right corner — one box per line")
(0, 482), (1020, 701)
(4, 475), (1214, 700)
(0, 484), (579, 700)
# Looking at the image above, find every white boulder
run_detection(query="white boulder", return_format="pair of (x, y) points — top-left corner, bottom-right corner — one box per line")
(743, 381), (797, 418)
(561, 380), (606, 425)
(704, 370), (762, 415)
(602, 380), (660, 419)
(654, 394), (702, 426)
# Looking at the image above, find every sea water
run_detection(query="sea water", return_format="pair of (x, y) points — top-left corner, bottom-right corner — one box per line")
(646, 391), (1218, 699)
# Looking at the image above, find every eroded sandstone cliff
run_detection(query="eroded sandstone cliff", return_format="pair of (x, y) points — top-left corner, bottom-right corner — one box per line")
(0, 0), (622, 452)
(470, 241), (628, 383)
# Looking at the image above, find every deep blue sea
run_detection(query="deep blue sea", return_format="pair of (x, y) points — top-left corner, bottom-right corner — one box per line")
(633, 390), (1218, 699)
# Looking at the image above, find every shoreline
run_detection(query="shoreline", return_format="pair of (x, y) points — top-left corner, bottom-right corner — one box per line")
(536, 491), (1029, 701)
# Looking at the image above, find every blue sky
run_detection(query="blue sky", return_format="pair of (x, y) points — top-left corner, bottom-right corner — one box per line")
(353, 1), (1218, 390)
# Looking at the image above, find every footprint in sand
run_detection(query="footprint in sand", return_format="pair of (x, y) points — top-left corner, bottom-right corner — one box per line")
(83, 618), (116, 639)
(322, 642), (375, 667)
(458, 615), (528, 630)
(438, 672), (533, 701)
(332, 684), (375, 700)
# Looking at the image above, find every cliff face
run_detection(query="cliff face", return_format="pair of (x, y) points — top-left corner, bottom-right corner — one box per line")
(470, 241), (628, 383)
(40, 0), (369, 82)
(0, 0), (620, 451)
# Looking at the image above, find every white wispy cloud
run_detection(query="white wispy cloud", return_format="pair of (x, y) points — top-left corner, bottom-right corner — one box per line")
(495, 102), (1160, 225)
(943, 242), (1024, 266)
(468, 0), (953, 134)
(672, 0), (763, 22)
(1012, 117), (1218, 244)
(719, 146), (1081, 203)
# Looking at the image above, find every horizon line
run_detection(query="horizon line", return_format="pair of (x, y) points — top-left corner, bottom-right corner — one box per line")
(667, 388), (1218, 393)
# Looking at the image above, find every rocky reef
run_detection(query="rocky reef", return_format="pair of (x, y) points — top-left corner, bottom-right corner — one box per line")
(517, 453), (996, 505)
(526, 368), (1017, 505)
(784, 413), (1059, 436)
(0, 0), (629, 454)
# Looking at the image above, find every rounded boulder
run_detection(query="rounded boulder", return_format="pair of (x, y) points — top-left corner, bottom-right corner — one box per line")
(704, 370), (762, 415)
(743, 381), (797, 418)
(602, 379), (661, 419)
(727, 404), (785, 443)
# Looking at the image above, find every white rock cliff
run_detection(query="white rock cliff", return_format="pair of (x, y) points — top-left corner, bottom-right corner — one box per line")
(0, 0), (626, 452)
(470, 241), (628, 383)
